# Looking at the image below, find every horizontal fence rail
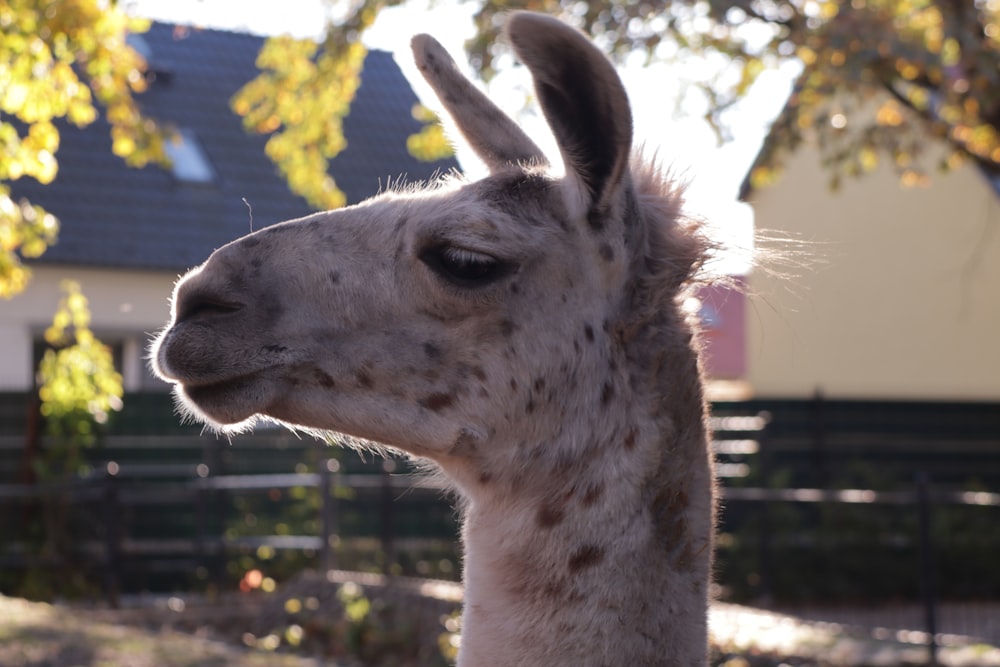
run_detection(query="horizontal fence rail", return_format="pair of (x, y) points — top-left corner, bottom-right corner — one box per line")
(2, 392), (998, 662)
(723, 487), (1000, 506)
(3, 477), (997, 506)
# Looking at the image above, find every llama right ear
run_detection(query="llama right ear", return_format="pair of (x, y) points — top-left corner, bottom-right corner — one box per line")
(506, 12), (633, 225)
(411, 34), (548, 172)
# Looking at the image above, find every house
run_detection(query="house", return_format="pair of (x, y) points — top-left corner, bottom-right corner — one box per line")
(741, 110), (1000, 402)
(0, 22), (458, 393)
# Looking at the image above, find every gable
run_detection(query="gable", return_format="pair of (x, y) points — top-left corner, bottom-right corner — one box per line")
(744, 127), (1000, 401)
(12, 22), (458, 273)
(738, 82), (1000, 203)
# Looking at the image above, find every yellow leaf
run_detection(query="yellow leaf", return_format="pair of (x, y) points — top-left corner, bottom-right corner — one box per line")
(859, 146), (878, 172)
(900, 170), (929, 188)
(407, 122), (453, 162)
(876, 100), (904, 126)
(112, 133), (136, 157)
(941, 38), (961, 67)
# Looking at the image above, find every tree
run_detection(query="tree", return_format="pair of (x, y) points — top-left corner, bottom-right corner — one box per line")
(1, 0), (167, 429)
(465, 0), (1000, 191)
(229, 0), (451, 211)
(1, 0), (168, 296)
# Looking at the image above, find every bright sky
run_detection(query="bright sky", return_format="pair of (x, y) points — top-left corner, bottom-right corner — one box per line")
(126, 0), (799, 274)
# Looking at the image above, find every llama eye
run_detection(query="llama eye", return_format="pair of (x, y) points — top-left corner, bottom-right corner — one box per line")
(420, 245), (512, 287)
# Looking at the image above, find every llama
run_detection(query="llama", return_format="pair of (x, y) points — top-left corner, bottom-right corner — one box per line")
(153, 12), (714, 666)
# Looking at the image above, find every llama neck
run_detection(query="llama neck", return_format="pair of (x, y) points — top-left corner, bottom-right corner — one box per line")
(453, 320), (713, 667)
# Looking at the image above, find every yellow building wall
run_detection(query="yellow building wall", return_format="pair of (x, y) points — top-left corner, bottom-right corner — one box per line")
(0, 265), (178, 390)
(746, 148), (1000, 400)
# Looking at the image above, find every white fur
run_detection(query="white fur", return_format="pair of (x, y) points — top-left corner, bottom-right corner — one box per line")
(152, 12), (715, 666)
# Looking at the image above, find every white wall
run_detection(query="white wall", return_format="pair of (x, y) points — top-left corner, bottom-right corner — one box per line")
(0, 264), (180, 391)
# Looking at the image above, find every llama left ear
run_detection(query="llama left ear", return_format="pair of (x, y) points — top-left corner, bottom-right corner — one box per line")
(506, 12), (633, 225)
(412, 33), (548, 172)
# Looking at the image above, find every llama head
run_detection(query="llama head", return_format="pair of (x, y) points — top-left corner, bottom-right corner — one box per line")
(152, 13), (704, 479)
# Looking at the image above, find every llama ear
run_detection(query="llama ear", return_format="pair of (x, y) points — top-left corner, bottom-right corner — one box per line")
(506, 12), (633, 223)
(411, 33), (548, 172)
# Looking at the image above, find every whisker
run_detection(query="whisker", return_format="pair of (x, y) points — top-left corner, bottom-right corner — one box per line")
(242, 197), (254, 233)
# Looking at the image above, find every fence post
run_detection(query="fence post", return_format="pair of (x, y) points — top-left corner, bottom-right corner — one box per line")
(916, 471), (938, 665)
(203, 439), (226, 592)
(809, 390), (828, 487)
(756, 411), (773, 603)
(102, 461), (122, 609)
(380, 459), (396, 575)
(320, 458), (340, 573)
(194, 461), (210, 584)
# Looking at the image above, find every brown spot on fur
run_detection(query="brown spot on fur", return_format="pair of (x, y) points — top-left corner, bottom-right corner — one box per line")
(624, 427), (637, 450)
(568, 544), (604, 573)
(510, 378), (518, 391)
(600, 380), (614, 405)
(423, 341), (442, 359)
(651, 486), (691, 556)
(479, 470), (493, 484)
(582, 482), (604, 507)
(542, 580), (566, 598)
(673, 539), (709, 573)
(598, 242), (614, 261)
(314, 370), (336, 388)
(355, 368), (374, 388)
(587, 205), (607, 232)
(584, 323), (594, 342)
(472, 366), (487, 382)
(537, 502), (565, 528)
(533, 377), (546, 392)
(420, 393), (454, 412)
(500, 319), (516, 336)
(328, 271), (340, 284)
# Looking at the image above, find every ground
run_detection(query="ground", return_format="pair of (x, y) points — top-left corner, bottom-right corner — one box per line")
(0, 594), (318, 667)
(1, 573), (999, 667)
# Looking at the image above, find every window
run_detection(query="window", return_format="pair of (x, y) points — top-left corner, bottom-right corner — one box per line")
(32, 334), (171, 393)
(164, 128), (216, 183)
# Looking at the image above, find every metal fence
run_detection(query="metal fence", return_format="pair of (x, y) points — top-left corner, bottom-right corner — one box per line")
(1, 391), (998, 660)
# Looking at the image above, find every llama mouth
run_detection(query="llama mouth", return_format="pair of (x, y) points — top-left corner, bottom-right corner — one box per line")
(178, 372), (278, 426)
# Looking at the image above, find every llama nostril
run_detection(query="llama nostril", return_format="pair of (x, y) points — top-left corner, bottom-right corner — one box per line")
(176, 291), (244, 323)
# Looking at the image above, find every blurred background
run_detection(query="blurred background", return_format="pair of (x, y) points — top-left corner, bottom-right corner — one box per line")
(0, 1), (997, 665)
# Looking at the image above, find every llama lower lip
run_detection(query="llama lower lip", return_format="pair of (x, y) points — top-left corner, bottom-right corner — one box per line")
(181, 374), (271, 424)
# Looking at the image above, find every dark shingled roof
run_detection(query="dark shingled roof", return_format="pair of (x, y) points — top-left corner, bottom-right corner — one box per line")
(14, 22), (458, 272)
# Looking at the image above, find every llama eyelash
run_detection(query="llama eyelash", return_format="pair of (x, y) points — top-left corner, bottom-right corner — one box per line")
(418, 244), (516, 288)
